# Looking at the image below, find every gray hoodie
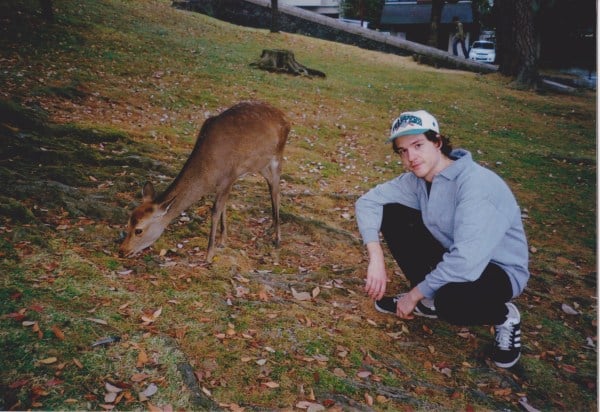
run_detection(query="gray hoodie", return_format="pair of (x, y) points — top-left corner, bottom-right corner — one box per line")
(355, 149), (529, 299)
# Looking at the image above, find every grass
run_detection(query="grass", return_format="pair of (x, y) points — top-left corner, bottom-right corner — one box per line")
(0, 0), (596, 410)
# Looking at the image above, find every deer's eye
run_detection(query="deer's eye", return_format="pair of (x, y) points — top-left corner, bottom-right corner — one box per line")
(134, 229), (143, 236)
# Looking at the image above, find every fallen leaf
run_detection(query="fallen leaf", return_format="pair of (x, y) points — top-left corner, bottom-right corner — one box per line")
(136, 350), (149, 368)
(519, 397), (541, 412)
(141, 307), (163, 323)
(139, 383), (158, 401)
(262, 381), (279, 388)
(364, 392), (373, 406)
(105, 382), (123, 393)
(51, 325), (65, 340)
(105, 392), (117, 404)
(147, 402), (163, 412)
(46, 378), (63, 387)
(333, 368), (346, 377)
(86, 317), (108, 325)
(561, 303), (579, 315)
(311, 286), (320, 298)
(38, 357), (58, 365)
(131, 373), (150, 382)
(493, 388), (511, 396)
(291, 287), (311, 301)
(9, 379), (29, 389)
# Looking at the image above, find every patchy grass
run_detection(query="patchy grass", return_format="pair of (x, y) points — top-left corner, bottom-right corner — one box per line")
(0, 0), (596, 410)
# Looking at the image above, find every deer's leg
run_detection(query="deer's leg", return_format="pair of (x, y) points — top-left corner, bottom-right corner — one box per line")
(261, 158), (281, 247)
(207, 185), (232, 262)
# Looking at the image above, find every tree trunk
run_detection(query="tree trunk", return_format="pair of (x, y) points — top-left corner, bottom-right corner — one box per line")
(250, 49), (326, 78)
(428, 0), (445, 48)
(496, 0), (538, 87)
(40, 0), (53, 22)
(270, 0), (279, 33)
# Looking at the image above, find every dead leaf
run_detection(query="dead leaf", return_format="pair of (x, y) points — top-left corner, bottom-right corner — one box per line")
(356, 370), (371, 379)
(105, 382), (123, 393)
(51, 325), (65, 340)
(141, 307), (163, 323)
(136, 350), (149, 368)
(561, 303), (579, 315)
(38, 357), (58, 365)
(333, 368), (346, 377)
(493, 388), (512, 396)
(147, 402), (163, 412)
(9, 379), (29, 389)
(262, 381), (279, 388)
(519, 397), (541, 412)
(311, 286), (320, 298)
(105, 392), (117, 404)
(86, 317), (108, 325)
(139, 383), (158, 401)
(291, 287), (311, 301)
(131, 373), (150, 382)
(364, 392), (373, 406)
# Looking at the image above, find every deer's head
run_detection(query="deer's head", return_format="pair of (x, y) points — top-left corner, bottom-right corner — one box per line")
(119, 182), (176, 257)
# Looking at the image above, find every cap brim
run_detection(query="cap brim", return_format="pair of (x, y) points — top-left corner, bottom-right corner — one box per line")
(386, 128), (431, 143)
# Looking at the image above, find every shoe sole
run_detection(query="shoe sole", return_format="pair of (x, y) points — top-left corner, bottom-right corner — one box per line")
(494, 353), (521, 368)
(374, 304), (397, 315)
(413, 308), (438, 319)
(374, 304), (438, 318)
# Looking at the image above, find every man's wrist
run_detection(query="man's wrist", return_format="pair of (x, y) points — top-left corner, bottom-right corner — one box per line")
(409, 287), (424, 303)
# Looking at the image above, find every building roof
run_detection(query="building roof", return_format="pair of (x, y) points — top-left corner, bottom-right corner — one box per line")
(380, 2), (473, 26)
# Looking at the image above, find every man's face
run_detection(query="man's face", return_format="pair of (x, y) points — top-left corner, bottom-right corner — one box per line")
(392, 133), (445, 182)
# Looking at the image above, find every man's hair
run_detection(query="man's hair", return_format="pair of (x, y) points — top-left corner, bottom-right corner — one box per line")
(424, 130), (453, 157)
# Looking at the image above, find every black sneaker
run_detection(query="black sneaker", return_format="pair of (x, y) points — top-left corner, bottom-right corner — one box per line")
(492, 302), (521, 368)
(374, 294), (438, 319)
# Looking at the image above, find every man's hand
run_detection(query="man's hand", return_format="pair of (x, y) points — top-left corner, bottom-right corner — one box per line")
(395, 287), (424, 319)
(364, 242), (387, 300)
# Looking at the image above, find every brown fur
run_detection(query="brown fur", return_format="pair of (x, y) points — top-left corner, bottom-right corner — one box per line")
(119, 101), (290, 262)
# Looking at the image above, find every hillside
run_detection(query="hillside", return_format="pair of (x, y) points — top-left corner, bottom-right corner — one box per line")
(0, 0), (596, 411)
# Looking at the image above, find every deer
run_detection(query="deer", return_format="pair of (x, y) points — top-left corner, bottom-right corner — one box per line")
(119, 101), (291, 262)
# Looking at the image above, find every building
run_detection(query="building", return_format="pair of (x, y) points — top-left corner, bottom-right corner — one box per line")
(379, 0), (473, 56)
(280, 0), (340, 17)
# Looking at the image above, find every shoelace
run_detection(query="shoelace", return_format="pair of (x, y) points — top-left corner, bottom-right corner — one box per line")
(495, 321), (515, 350)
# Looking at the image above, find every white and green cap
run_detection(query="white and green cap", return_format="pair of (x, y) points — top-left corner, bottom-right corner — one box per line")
(387, 110), (440, 142)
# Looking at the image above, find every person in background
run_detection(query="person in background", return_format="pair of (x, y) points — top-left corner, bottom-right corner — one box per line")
(355, 110), (530, 368)
(452, 16), (469, 58)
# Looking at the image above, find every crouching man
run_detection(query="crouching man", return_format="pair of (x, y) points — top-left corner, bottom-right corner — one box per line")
(355, 110), (530, 368)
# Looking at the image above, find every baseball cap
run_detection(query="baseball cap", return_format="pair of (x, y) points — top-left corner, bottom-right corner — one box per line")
(387, 110), (440, 142)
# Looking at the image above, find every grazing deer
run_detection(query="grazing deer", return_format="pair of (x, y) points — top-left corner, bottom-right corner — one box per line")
(119, 101), (290, 262)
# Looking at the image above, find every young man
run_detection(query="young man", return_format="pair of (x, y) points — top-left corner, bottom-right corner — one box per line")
(355, 110), (530, 368)
(452, 16), (469, 58)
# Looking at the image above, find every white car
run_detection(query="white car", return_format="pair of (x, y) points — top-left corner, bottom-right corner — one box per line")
(468, 41), (496, 63)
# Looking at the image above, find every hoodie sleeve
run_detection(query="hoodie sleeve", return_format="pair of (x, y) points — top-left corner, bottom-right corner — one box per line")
(355, 174), (420, 244)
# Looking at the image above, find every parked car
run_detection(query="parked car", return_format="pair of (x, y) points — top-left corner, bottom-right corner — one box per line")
(468, 40), (496, 63)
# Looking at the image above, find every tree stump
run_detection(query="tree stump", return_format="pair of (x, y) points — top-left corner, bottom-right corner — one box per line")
(250, 49), (326, 78)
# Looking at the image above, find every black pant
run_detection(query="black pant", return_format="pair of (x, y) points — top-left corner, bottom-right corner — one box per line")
(381, 204), (512, 326)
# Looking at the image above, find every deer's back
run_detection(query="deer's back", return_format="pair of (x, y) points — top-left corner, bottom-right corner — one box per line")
(175, 101), (289, 189)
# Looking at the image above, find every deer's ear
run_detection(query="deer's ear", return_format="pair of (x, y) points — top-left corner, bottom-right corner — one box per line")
(142, 182), (155, 202)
